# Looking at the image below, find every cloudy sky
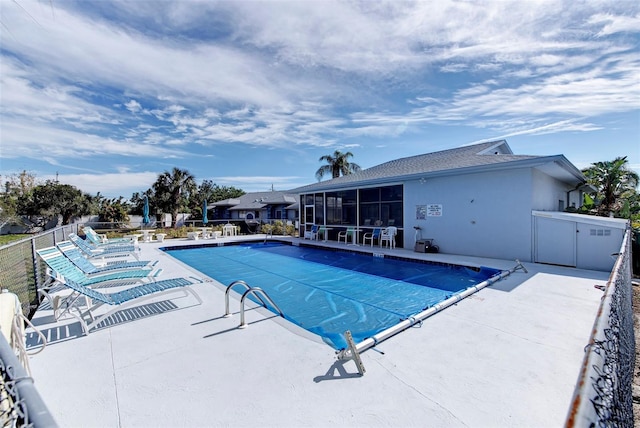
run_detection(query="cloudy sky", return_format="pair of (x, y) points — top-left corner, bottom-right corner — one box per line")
(1, 0), (639, 198)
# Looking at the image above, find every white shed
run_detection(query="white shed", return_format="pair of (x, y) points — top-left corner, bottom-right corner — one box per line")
(532, 211), (628, 271)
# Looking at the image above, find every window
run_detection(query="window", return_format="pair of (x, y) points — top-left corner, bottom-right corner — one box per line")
(315, 194), (324, 224)
(302, 193), (325, 225)
(304, 206), (314, 224)
(326, 190), (356, 225)
(359, 185), (403, 227)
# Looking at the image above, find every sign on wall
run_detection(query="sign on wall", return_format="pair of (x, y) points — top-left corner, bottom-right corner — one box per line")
(416, 205), (427, 220)
(427, 204), (443, 217)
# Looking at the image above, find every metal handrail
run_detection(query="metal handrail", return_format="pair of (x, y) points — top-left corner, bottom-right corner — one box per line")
(223, 280), (251, 317)
(239, 287), (283, 328)
(223, 280), (284, 328)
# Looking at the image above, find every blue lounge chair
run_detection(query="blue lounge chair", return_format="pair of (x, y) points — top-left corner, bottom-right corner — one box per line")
(82, 226), (135, 247)
(37, 246), (161, 288)
(69, 233), (139, 260)
(36, 248), (203, 335)
(57, 241), (158, 276)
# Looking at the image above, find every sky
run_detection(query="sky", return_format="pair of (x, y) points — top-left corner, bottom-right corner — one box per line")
(1, 0), (639, 199)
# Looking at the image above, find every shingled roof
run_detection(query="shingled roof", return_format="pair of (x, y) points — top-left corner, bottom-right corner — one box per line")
(295, 140), (584, 193)
(211, 191), (297, 211)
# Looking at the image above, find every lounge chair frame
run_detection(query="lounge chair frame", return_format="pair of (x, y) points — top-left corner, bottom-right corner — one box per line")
(40, 275), (202, 335)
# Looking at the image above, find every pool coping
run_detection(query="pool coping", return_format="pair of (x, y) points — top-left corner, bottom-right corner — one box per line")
(160, 237), (493, 272)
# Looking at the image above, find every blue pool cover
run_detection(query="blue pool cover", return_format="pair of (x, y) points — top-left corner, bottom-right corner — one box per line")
(165, 242), (501, 349)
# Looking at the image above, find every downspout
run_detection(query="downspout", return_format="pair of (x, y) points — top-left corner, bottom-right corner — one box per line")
(338, 260), (528, 358)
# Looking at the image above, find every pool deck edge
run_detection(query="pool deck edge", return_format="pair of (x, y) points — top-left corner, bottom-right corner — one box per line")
(26, 235), (610, 427)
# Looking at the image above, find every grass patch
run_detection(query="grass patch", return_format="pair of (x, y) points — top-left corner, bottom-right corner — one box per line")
(0, 234), (30, 246)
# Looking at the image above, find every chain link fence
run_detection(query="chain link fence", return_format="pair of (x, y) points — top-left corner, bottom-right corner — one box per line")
(565, 227), (635, 427)
(0, 226), (77, 319)
(0, 228), (74, 427)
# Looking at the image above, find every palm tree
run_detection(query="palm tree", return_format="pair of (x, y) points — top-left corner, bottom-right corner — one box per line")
(582, 156), (639, 216)
(153, 168), (197, 227)
(315, 150), (361, 181)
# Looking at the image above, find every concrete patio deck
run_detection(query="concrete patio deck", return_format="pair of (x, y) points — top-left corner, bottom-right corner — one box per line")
(26, 235), (611, 427)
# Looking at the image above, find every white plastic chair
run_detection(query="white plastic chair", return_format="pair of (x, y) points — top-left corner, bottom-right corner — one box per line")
(223, 223), (237, 237)
(363, 228), (382, 247)
(380, 226), (397, 249)
(304, 225), (319, 240)
(338, 227), (355, 244)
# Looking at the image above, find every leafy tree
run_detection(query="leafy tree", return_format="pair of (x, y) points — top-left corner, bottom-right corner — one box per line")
(152, 168), (197, 228)
(210, 182), (245, 203)
(188, 180), (245, 219)
(18, 180), (93, 225)
(98, 197), (130, 226)
(582, 156), (639, 217)
(129, 190), (154, 216)
(315, 150), (361, 181)
(0, 171), (39, 228)
(0, 191), (18, 229)
(3, 170), (38, 196)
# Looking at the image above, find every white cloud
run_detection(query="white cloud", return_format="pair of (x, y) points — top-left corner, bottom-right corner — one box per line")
(1, 119), (188, 161)
(52, 172), (160, 197)
(212, 176), (306, 192)
(467, 120), (604, 142)
(125, 100), (142, 113)
(1, 2), (291, 110)
(589, 13), (640, 37)
(1, 0), (638, 192)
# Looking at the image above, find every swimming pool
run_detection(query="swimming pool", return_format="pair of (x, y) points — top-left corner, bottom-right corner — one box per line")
(165, 242), (501, 349)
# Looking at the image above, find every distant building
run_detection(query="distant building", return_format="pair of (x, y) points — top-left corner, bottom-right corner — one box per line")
(210, 190), (298, 227)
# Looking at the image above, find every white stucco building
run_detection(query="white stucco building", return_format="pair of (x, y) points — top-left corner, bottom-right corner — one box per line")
(296, 140), (626, 271)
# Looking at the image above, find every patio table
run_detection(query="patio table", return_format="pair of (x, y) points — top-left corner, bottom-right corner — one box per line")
(318, 227), (333, 242)
(140, 230), (156, 243)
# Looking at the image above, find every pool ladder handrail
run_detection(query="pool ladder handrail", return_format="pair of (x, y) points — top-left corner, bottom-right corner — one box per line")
(224, 280), (284, 328)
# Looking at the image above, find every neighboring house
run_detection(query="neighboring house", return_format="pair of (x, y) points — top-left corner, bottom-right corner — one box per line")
(295, 140), (625, 270)
(210, 191), (298, 226)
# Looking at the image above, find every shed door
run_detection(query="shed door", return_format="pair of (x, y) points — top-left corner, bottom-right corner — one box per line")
(534, 217), (576, 267)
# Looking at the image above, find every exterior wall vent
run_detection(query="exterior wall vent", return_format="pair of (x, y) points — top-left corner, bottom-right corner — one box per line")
(589, 229), (611, 237)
